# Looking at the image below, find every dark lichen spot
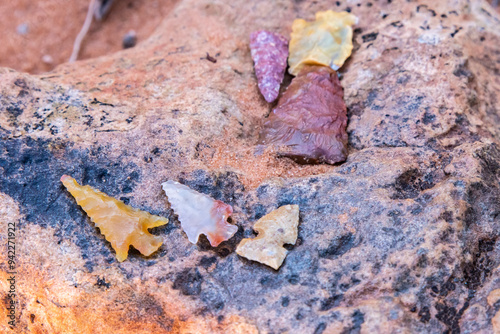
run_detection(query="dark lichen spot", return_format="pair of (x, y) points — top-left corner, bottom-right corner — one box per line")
(90, 98), (114, 107)
(393, 269), (415, 293)
(314, 323), (327, 334)
(419, 306), (431, 323)
(453, 62), (473, 81)
(422, 112), (436, 125)
(95, 276), (111, 289)
(319, 294), (343, 311)
(14, 79), (28, 89)
(287, 274), (300, 285)
(199, 256), (217, 269)
(435, 303), (460, 333)
(281, 296), (290, 307)
(391, 169), (435, 200)
(178, 169), (244, 205)
(450, 27), (462, 38)
(7, 104), (24, 117)
(388, 209), (403, 225)
(252, 204), (267, 220)
(439, 279), (456, 297)
(362, 32), (378, 43)
(440, 211), (453, 223)
(462, 238), (496, 290)
(319, 233), (358, 259)
(151, 147), (161, 156)
(341, 310), (364, 334)
(173, 268), (203, 296)
(119, 196), (130, 205)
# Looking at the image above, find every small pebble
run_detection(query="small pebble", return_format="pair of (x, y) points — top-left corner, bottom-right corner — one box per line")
(42, 55), (54, 64)
(122, 30), (137, 49)
(17, 23), (29, 35)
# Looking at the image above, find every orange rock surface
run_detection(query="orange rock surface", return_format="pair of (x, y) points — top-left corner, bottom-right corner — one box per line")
(0, 0), (500, 333)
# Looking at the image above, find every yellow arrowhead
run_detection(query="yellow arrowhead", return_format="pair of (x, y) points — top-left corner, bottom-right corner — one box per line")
(288, 10), (357, 76)
(236, 205), (299, 270)
(61, 175), (168, 262)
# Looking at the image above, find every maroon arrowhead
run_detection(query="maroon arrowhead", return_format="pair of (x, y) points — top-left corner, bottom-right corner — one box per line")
(250, 31), (288, 103)
(258, 65), (348, 164)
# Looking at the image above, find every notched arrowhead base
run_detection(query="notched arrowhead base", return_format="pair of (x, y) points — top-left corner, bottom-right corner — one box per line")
(236, 205), (300, 270)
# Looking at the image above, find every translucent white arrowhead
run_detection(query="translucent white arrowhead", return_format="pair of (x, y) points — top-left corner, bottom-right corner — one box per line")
(162, 180), (237, 247)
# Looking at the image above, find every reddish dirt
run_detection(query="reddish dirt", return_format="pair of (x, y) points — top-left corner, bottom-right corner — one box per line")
(0, 0), (178, 74)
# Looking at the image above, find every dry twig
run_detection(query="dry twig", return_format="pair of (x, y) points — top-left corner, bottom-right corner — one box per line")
(69, 0), (97, 63)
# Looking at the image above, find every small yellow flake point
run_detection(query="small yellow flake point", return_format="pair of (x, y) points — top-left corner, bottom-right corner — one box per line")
(288, 10), (357, 75)
(236, 205), (300, 270)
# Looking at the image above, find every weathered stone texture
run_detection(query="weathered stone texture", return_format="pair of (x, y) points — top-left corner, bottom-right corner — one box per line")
(1, 0), (500, 333)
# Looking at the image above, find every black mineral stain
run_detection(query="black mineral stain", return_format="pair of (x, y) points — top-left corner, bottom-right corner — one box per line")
(462, 239), (496, 290)
(319, 294), (343, 311)
(464, 145), (500, 227)
(276, 184), (323, 208)
(173, 268), (203, 296)
(313, 323), (327, 334)
(419, 306), (431, 323)
(126, 294), (173, 332)
(95, 276), (111, 289)
(435, 303), (461, 334)
(198, 256), (217, 269)
(7, 104), (24, 117)
(200, 288), (225, 313)
(0, 137), (162, 271)
(453, 62), (473, 81)
(361, 32), (378, 43)
(341, 310), (364, 334)
(435, 237), (498, 332)
(393, 268), (416, 293)
(391, 169), (435, 199)
(14, 78), (28, 89)
(319, 233), (359, 259)
(287, 273), (300, 285)
(178, 169), (244, 206)
(90, 98), (114, 107)
(422, 111), (436, 125)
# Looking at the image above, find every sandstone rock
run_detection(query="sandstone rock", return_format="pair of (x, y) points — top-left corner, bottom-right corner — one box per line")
(0, 0), (500, 333)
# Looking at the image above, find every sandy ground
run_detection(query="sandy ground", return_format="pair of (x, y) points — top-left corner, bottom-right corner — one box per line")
(0, 0), (178, 74)
(0, 0), (498, 75)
